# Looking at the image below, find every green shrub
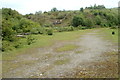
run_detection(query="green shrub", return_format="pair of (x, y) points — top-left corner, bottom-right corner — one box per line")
(80, 27), (86, 30)
(110, 26), (118, 29)
(78, 26), (87, 30)
(100, 22), (109, 27)
(27, 35), (35, 45)
(56, 13), (65, 19)
(57, 27), (63, 32)
(69, 26), (75, 31)
(72, 16), (85, 27)
(95, 15), (102, 25)
(31, 28), (39, 34)
(44, 24), (53, 27)
(37, 27), (46, 34)
(85, 19), (94, 28)
(2, 41), (14, 51)
(56, 26), (75, 32)
(47, 29), (53, 35)
(13, 41), (22, 48)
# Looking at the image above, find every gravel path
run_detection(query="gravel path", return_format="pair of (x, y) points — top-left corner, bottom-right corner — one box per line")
(2, 29), (118, 78)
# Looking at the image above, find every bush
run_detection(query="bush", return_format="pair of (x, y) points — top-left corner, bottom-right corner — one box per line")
(110, 26), (118, 29)
(95, 16), (101, 25)
(57, 27), (63, 32)
(13, 41), (22, 48)
(56, 13), (65, 19)
(69, 26), (75, 31)
(2, 41), (14, 51)
(85, 19), (93, 28)
(47, 29), (53, 35)
(100, 22), (108, 27)
(72, 16), (85, 27)
(78, 26), (87, 30)
(37, 27), (46, 34)
(27, 35), (35, 45)
(44, 24), (53, 27)
(56, 27), (74, 32)
(31, 28), (39, 34)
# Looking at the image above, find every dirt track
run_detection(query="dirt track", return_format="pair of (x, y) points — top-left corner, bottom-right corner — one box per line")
(2, 29), (118, 78)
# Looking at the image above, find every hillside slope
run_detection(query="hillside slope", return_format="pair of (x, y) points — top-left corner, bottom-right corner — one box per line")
(24, 7), (118, 28)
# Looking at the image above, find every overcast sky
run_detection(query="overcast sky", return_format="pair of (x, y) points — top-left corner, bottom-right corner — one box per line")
(0, 0), (119, 15)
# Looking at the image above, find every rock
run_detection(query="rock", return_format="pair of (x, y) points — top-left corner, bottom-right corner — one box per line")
(40, 73), (43, 76)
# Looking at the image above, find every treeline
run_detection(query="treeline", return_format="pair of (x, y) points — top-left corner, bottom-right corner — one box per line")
(72, 9), (118, 28)
(2, 8), (40, 41)
(85, 4), (106, 9)
(1, 5), (119, 51)
(25, 5), (118, 28)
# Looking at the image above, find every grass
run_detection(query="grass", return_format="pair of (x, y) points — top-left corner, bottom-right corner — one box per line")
(58, 54), (68, 57)
(54, 58), (70, 65)
(103, 51), (118, 56)
(1, 28), (119, 78)
(55, 44), (79, 52)
(2, 30), (87, 60)
(98, 28), (118, 43)
(2, 59), (38, 74)
(45, 53), (53, 58)
(2, 28), (118, 60)
(75, 50), (83, 54)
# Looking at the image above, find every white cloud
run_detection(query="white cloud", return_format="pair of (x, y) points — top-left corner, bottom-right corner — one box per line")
(0, 0), (119, 14)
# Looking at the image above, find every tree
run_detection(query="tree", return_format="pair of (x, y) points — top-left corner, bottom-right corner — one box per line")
(97, 5), (105, 9)
(93, 4), (105, 9)
(80, 7), (84, 12)
(72, 16), (85, 27)
(51, 7), (58, 12)
(35, 11), (42, 15)
(94, 4), (97, 9)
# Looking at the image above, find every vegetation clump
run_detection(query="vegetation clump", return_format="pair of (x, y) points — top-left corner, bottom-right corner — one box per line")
(47, 29), (53, 35)
(27, 35), (35, 45)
